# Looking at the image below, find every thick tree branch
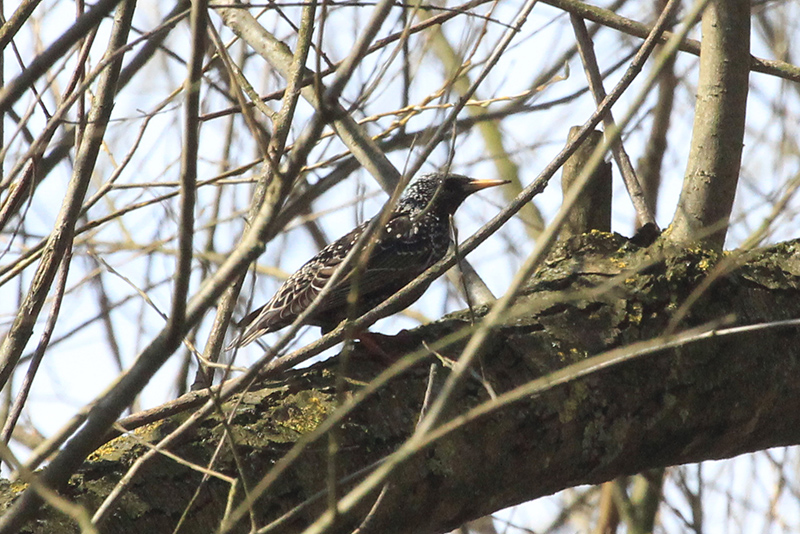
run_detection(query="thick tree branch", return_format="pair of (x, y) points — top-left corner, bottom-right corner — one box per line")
(3, 233), (800, 533)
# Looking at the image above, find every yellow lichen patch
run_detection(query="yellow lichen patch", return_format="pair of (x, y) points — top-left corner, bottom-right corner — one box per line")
(627, 302), (644, 325)
(588, 229), (615, 238)
(8, 480), (28, 494)
(87, 419), (173, 463)
(610, 256), (629, 270)
(275, 391), (333, 436)
(132, 418), (172, 441)
(697, 257), (713, 271)
(88, 434), (131, 460)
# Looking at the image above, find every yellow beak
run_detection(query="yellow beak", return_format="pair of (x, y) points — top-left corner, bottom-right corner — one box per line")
(464, 178), (512, 192)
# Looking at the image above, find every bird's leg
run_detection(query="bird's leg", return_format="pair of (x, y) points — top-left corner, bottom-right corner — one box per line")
(449, 214), (476, 324)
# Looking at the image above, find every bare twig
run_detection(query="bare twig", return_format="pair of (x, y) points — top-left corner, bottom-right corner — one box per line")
(0, 247), (72, 446)
(0, 0), (44, 51)
(637, 16), (678, 224)
(543, 0), (800, 83)
(169, 0), (207, 338)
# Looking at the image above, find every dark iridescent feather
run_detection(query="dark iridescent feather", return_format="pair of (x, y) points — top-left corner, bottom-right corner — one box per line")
(229, 172), (508, 348)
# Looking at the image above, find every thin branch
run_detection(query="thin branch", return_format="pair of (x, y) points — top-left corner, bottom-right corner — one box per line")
(0, 0), (44, 51)
(169, 0), (207, 337)
(0, 247), (72, 446)
(636, 23), (678, 224)
(543, 0), (800, 83)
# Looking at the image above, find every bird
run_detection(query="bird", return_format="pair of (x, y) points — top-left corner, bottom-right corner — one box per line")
(228, 172), (509, 348)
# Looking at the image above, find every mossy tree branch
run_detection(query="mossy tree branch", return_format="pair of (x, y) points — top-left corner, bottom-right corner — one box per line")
(3, 233), (800, 533)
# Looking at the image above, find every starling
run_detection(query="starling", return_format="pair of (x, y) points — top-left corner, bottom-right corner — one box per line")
(229, 172), (508, 348)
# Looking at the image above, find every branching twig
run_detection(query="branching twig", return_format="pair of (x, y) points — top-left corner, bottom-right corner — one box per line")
(0, 247), (72, 447)
(0, 0), (125, 112)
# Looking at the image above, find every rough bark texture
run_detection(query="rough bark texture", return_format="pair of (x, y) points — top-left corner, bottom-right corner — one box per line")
(3, 232), (800, 534)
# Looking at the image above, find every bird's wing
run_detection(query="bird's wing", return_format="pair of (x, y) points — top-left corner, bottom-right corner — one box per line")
(316, 214), (443, 309)
(231, 221), (371, 346)
(263, 215), (436, 319)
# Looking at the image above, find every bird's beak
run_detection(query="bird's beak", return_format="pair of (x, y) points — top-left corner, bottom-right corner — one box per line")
(465, 178), (511, 192)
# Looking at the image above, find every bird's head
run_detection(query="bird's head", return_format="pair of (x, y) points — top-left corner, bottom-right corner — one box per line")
(400, 173), (509, 216)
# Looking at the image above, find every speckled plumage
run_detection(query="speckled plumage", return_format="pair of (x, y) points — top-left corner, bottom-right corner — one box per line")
(229, 173), (508, 348)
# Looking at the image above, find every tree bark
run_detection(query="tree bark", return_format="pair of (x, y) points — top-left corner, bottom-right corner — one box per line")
(669, 0), (751, 250)
(3, 232), (800, 534)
